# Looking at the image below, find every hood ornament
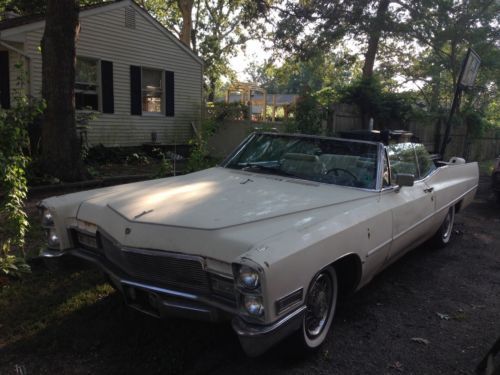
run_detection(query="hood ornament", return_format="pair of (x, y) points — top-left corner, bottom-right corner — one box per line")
(133, 209), (154, 219)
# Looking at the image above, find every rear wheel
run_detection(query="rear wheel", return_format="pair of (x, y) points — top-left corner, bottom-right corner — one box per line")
(431, 206), (455, 248)
(300, 266), (338, 349)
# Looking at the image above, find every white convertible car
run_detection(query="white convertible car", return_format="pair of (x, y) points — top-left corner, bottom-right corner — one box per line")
(40, 132), (479, 356)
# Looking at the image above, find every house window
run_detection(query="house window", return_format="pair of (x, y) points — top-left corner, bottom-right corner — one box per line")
(142, 68), (163, 113)
(75, 57), (98, 111)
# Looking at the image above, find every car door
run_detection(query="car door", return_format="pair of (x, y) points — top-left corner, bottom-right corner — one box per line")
(385, 143), (436, 261)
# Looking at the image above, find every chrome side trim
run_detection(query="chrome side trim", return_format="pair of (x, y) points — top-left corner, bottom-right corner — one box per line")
(121, 280), (198, 301)
(275, 287), (303, 315)
(391, 184), (478, 242)
(40, 248), (66, 258)
(366, 238), (392, 257)
(232, 305), (306, 337)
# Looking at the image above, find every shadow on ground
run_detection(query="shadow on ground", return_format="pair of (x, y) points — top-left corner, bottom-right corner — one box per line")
(1, 178), (499, 374)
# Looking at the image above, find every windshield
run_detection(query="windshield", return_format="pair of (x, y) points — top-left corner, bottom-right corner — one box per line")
(225, 133), (379, 189)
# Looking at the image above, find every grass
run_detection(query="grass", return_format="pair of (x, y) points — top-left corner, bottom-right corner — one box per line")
(0, 266), (113, 346)
(0, 210), (229, 374)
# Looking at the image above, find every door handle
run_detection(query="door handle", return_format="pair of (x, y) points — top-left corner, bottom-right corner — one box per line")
(424, 187), (434, 193)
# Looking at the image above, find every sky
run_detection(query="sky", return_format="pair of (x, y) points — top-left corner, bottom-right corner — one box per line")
(228, 39), (273, 82)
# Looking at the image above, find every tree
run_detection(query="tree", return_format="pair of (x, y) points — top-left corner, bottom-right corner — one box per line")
(141, 0), (270, 101)
(177, 0), (194, 47)
(273, 0), (399, 80)
(0, 0), (104, 16)
(41, 0), (86, 181)
(273, 0), (404, 127)
(362, 0), (390, 79)
(247, 50), (362, 94)
(377, 0), (500, 144)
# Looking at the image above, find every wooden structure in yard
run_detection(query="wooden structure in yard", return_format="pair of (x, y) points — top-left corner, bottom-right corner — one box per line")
(225, 82), (298, 122)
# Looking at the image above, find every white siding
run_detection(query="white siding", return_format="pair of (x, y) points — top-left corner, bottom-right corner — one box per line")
(0, 44), (29, 105)
(23, 4), (202, 146)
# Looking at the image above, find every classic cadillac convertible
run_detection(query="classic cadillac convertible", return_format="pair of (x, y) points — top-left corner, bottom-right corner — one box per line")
(40, 133), (479, 356)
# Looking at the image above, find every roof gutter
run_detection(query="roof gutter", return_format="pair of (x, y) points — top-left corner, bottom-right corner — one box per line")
(0, 39), (29, 59)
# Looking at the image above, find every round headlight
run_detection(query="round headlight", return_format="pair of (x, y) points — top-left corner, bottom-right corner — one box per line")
(238, 266), (259, 289)
(243, 295), (264, 316)
(47, 228), (60, 248)
(42, 209), (54, 226)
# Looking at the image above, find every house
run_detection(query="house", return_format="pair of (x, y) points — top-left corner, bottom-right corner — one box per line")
(0, 0), (203, 147)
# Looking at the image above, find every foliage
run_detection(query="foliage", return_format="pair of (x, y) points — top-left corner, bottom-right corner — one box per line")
(153, 155), (173, 179)
(338, 76), (417, 127)
(186, 117), (220, 172)
(462, 107), (494, 139)
(248, 50), (362, 95)
(0, 254), (31, 277)
(269, 0), (499, 136)
(293, 95), (323, 135)
(0, 0), (105, 15)
(186, 104), (247, 172)
(206, 102), (249, 121)
(0, 94), (44, 277)
(140, 0), (270, 100)
(125, 152), (150, 166)
(85, 144), (126, 165)
(376, 0), (499, 129)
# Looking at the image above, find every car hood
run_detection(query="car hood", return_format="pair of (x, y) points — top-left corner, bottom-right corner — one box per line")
(77, 167), (375, 230)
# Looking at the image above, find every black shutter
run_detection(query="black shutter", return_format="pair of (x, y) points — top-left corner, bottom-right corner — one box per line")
(101, 60), (114, 114)
(165, 70), (174, 117)
(130, 65), (142, 115)
(0, 51), (10, 109)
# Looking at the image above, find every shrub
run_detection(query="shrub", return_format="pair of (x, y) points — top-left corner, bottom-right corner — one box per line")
(0, 95), (44, 277)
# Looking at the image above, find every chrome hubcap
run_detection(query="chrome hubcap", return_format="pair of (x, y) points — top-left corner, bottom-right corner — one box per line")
(442, 208), (454, 241)
(305, 273), (332, 338)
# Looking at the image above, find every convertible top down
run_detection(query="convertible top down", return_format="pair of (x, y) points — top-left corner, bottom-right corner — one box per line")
(40, 132), (479, 356)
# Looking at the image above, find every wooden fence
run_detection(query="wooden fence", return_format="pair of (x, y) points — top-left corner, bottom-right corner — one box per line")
(207, 104), (500, 161)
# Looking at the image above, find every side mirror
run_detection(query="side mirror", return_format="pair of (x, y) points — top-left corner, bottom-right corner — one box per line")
(395, 173), (414, 191)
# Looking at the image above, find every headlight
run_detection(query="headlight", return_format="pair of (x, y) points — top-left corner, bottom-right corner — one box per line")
(237, 265), (260, 290)
(47, 228), (60, 248)
(243, 295), (264, 317)
(42, 208), (54, 227)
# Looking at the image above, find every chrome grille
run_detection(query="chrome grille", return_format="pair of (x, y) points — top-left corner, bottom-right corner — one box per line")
(100, 235), (210, 293)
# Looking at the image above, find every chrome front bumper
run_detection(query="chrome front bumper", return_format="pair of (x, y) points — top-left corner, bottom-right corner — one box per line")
(41, 248), (306, 356)
(41, 248), (231, 322)
(232, 305), (306, 357)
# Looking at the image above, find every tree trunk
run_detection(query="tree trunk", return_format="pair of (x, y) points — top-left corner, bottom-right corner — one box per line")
(361, 0), (390, 80)
(177, 0), (194, 48)
(41, 0), (86, 181)
(207, 78), (216, 102)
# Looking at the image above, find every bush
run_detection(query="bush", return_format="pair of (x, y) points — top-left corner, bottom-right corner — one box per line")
(0, 95), (44, 277)
(186, 118), (220, 172)
(206, 102), (250, 121)
(338, 76), (416, 127)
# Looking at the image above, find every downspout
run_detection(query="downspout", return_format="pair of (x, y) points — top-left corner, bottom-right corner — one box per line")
(0, 38), (32, 97)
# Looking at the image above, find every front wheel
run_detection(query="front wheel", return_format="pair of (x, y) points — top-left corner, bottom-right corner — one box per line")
(430, 206), (455, 248)
(300, 266), (338, 349)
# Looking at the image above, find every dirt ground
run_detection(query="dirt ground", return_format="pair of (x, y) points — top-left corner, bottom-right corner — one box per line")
(0, 176), (499, 375)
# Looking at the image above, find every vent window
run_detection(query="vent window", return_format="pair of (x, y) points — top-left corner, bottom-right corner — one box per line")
(125, 7), (136, 29)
